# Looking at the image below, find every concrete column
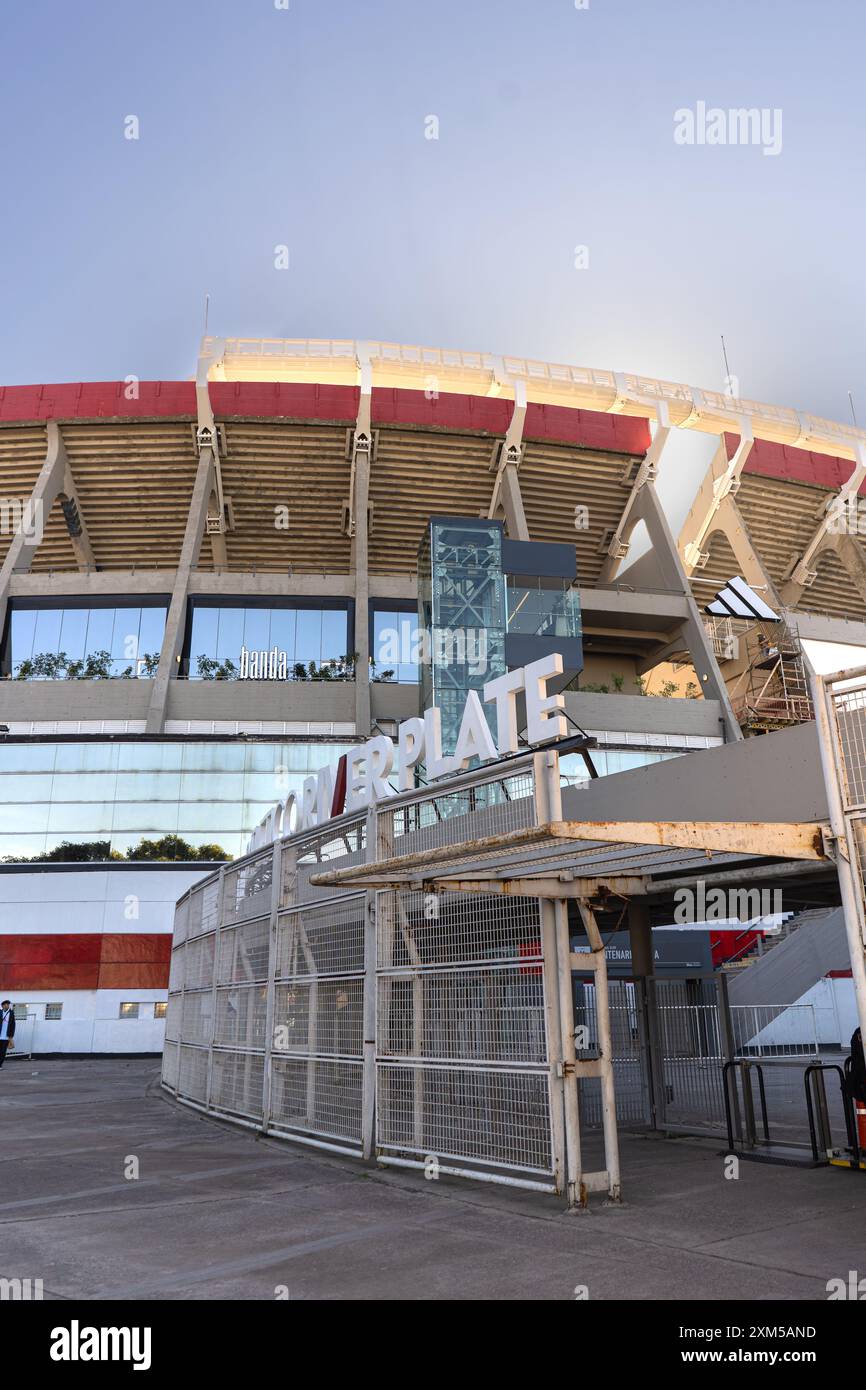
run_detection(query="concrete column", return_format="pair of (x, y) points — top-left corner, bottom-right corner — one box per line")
(145, 447), (216, 733)
(499, 463), (530, 540)
(0, 422), (68, 643)
(350, 373), (373, 737)
(628, 897), (661, 1131)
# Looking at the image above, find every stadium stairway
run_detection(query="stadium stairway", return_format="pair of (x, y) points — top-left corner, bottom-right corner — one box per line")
(726, 907), (849, 1009)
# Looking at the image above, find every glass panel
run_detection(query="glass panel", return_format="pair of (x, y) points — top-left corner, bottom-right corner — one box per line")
(112, 607), (141, 659)
(216, 607), (244, 663)
(189, 607), (219, 676)
(268, 608), (296, 661)
(9, 609), (37, 668)
(295, 610), (322, 667)
(114, 770), (182, 801)
(84, 608), (114, 660)
(321, 609), (347, 664)
(51, 771), (118, 801)
(0, 802), (51, 832)
(242, 607), (270, 653)
(54, 744), (119, 773)
(46, 801), (114, 833)
(138, 607), (166, 670)
(59, 609), (88, 662)
(32, 609), (63, 661)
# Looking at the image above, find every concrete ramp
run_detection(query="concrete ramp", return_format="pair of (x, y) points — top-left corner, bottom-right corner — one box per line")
(727, 908), (850, 1008)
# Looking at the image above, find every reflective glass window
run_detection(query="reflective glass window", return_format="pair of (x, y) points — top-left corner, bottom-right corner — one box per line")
(295, 610), (321, 666)
(243, 607), (270, 652)
(216, 608), (244, 664)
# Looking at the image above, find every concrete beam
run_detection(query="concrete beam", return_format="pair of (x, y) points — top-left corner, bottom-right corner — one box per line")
(680, 425), (754, 573)
(598, 403), (671, 584)
(488, 381), (529, 540)
(350, 348), (373, 736)
(196, 338), (228, 568)
(144, 446), (217, 733)
(632, 481), (742, 740)
(781, 443), (866, 600)
(0, 421), (69, 644)
(9, 570), (174, 598)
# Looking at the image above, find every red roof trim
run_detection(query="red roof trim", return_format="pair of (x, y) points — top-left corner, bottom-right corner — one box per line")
(727, 431), (860, 493)
(0, 381), (650, 454)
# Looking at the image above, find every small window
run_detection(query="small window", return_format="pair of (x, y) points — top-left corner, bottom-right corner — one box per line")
(153, 1002), (167, 1019)
(44, 1003), (63, 1021)
(118, 1002), (139, 1020)
(11, 1004), (28, 1019)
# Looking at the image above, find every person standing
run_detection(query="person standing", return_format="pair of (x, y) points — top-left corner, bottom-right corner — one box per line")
(0, 1001), (16, 1067)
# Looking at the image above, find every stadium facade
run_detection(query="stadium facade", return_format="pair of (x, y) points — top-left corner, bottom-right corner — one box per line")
(2, 336), (866, 1054)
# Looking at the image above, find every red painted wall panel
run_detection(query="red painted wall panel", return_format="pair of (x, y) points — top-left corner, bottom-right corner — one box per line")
(2, 963), (100, 990)
(0, 934), (171, 991)
(97, 963), (170, 989)
(730, 432), (862, 494)
(0, 381), (196, 422)
(98, 934), (172, 965)
(0, 380), (649, 454)
(210, 380), (359, 422)
(0, 934), (102, 964)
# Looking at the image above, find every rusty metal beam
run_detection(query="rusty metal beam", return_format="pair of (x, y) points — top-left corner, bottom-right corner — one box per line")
(552, 820), (828, 860)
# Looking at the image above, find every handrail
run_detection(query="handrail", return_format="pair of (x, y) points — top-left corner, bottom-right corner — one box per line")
(201, 336), (866, 462)
(804, 1063), (857, 1164)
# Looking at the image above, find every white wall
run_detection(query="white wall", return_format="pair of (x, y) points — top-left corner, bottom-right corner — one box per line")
(11, 990), (168, 1055)
(0, 864), (212, 1054)
(0, 866), (210, 932)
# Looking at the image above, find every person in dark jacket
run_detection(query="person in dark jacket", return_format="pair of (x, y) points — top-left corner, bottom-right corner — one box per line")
(850, 1027), (866, 1105)
(0, 1000), (15, 1068)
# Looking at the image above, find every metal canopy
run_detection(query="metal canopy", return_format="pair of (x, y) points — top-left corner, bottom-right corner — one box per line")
(309, 816), (831, 900)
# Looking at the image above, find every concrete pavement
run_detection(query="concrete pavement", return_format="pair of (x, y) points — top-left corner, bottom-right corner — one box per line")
(0, 1058), (864, 1301)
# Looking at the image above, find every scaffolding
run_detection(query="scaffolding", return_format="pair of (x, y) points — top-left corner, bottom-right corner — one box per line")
(730, 614), (813, 731)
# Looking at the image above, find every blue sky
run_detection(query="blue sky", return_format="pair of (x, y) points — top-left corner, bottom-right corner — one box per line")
(1, 0), (864, 524)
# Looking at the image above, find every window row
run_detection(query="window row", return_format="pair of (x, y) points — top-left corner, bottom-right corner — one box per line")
(12, 1002), (167, 1020)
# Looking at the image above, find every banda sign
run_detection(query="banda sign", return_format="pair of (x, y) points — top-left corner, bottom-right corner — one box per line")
(249, 652), (568, 851)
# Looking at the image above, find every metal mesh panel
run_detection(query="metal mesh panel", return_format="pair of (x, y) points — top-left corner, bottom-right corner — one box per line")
(183, 933), (215, 990)
(166, 756), (557, 1187)
(177, 1044), (208, 1103)
(574, 981), (649, 1128)
(223, 852), (273, 925)
(187, 878), (220, 939)
(209, 1049), (264, 1121)
(213, 984), (268, 1049)
(834, 687), (866, 808)
(377, 890), (542, 970)
(290, 824), (366, 905)
(162, 1039), (179, 1089)
(164, 994), (182, 1043)
(382, 769), (535, 861)
(275, 898), (365, 978)
(377, 1063), (552, 1172)
(378, 966), (546, 1065)
(218, 918), (270, 984)
(269, 1057), (363, 1144)
(181, 991), (214, 1046)
(651, 979), (727, 1131)
(168, 945), (185, 993)
(273, 980), (363, 1057)
(174, 898), (189, 945)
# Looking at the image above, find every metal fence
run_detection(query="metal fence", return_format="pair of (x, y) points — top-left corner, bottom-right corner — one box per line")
(163, 755), (560, 1190)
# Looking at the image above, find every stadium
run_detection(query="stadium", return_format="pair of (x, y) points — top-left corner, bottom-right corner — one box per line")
(2, 337), (866, 1202)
